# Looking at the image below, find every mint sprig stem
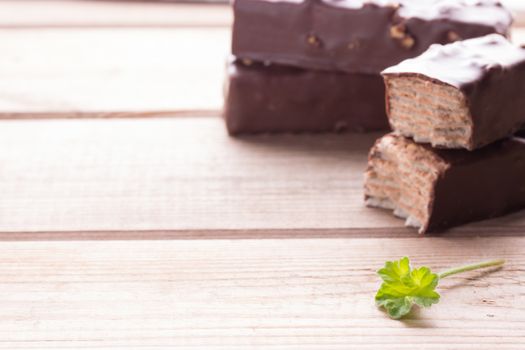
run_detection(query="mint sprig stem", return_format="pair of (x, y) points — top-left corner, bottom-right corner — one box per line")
(438, 259), (505, 279)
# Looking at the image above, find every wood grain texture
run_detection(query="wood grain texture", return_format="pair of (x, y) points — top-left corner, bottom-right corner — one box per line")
(0, 237), (522, 349)
(0, 1), (232, 28)
(0, 28), (229, 113)
(0, 1), (522, 29)
(0, 117), (394, 232)
(0, 3), (523, 348)
(0, 117), (523, 233)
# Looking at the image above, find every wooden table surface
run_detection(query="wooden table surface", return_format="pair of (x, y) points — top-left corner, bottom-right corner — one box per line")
(0, 1), (524, 349)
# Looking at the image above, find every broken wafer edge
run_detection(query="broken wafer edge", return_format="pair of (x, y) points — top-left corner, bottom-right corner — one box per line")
(364, 134), (449, 234)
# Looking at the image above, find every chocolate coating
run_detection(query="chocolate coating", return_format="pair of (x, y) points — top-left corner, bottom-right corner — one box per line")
(428, 136), (525, 232)
(366, 133), (525, 233)
(383, 34), (525, 149)
(232, 0), (512, 74)
(223, 59), (389, 134)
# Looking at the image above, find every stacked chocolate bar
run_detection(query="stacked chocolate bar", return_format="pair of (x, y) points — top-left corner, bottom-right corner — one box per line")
(224, 0), (512, 135)
(364, 34), (525, 233)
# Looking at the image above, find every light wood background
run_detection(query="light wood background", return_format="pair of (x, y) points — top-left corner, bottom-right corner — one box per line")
(0, 1), (523, 349)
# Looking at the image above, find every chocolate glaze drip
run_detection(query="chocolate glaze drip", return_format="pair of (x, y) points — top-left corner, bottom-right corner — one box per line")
(232, 0), (512, 74)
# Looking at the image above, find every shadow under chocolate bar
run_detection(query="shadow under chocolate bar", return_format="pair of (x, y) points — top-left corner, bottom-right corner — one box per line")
(232, 0), (512, 74)
(364, 133), (525, 234)
(223, 59), (389, 135)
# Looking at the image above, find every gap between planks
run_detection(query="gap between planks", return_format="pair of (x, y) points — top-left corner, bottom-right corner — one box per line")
(0, 226), (524, 241)
(0, 110), (221, 119)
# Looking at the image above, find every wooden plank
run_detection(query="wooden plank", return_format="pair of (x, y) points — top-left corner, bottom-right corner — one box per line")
(0, 117), (394, 232)
(0, 117), (523, 233)
(0, 28), (522, 116)
(0, 4), (521, 348)
(0, 1), (231, 28)
(0, 1), (522, 29)
(0, 236), (521, 349)
(0, 28), (230, 114)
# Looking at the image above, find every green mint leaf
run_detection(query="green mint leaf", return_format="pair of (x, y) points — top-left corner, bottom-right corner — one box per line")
(375, 257), (440, 319)
(375, 257), (505, 320)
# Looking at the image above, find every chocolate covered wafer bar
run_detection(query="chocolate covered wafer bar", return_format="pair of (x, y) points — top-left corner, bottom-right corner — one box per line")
(364, 133), (525, 233)
(232, 0), (512, 74)
(223, 59), (389, 135)
(382, 34), (525, 150)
